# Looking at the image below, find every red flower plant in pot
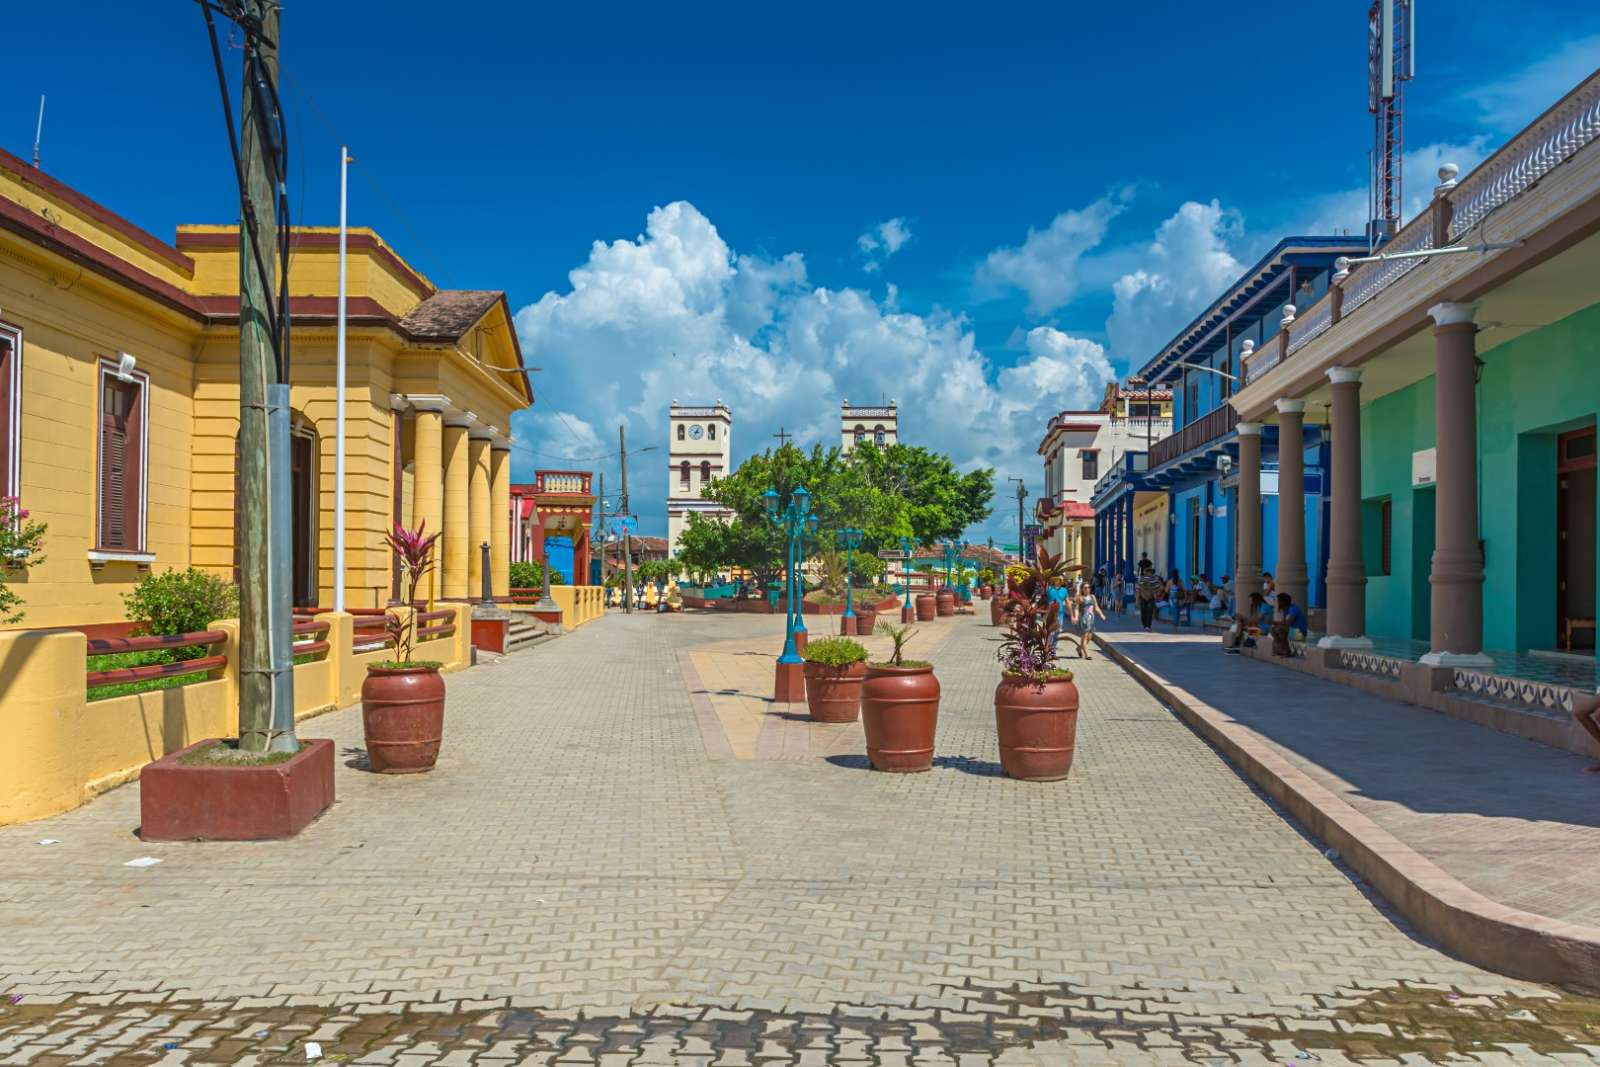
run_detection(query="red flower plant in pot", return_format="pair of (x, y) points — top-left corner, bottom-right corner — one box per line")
(361, 522), (447, 774)
(993, 546), (1079, 782)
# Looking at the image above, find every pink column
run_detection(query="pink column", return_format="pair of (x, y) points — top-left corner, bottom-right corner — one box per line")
(1275, 400), (1309, 609)
(1420, 302), (1491, 666)
(1234, 422), (1263, 617)
(1319, 368), (1371, 648)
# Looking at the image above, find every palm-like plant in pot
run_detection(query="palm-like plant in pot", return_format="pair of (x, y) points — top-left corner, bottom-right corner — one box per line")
(993, 545), (1078, 781)
(860, 622), (940, 772)
(361, 522), (446, 774)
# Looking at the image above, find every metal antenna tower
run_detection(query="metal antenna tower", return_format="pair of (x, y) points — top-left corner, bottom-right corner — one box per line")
(1367, 0), (1415, 248)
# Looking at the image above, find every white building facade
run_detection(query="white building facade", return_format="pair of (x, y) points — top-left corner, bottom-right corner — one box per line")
(1037, 384), (1173, 570)
(667, 400), (735, 554)
(841, 399), (898, 453)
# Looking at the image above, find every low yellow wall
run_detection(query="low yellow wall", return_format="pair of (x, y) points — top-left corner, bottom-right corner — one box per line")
(550, 585), (604, 629)
(0, 603), (475, 827)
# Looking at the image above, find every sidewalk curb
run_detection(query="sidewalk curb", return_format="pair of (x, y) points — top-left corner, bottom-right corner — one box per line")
(1095, 632), (1600, 994)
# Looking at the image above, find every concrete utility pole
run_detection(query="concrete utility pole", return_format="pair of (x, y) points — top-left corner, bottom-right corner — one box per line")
(596, 470), (605, 586)
(235, 0), (296, 754)
(619, 426), (633, 614)
(1009, 477), (1028, 563)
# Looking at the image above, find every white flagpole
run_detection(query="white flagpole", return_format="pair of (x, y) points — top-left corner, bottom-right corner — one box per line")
(334, 146), (350, 611)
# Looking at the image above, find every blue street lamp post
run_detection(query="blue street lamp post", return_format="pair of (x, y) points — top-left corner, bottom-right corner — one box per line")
(764, 485), (817, 673)
(899, 536), (915, 623)
(837, 526), (863, 634)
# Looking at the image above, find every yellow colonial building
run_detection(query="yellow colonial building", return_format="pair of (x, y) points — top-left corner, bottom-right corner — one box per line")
(0, 147), (530, 631)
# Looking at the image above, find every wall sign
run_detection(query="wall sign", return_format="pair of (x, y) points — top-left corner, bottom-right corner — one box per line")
(1412, 448), (1437, 487)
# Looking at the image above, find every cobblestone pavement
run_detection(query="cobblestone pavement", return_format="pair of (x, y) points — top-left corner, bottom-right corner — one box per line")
(3, 609), (1599, 1064)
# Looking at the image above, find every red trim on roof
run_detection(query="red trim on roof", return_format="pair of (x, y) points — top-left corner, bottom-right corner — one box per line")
(0, 146), (194, 273)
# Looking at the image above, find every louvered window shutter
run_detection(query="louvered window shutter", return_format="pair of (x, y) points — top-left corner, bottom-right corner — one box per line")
(0, 338), (12, 498)
(99, 377), (140, 550)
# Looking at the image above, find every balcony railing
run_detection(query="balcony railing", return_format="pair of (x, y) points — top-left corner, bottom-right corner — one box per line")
(1149, 405), (1239, 469)
(1241, 70), (1600, 392)
(535, 470), (591, 495)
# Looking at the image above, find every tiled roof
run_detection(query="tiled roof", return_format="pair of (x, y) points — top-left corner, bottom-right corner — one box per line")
(398, 290), (503, 341)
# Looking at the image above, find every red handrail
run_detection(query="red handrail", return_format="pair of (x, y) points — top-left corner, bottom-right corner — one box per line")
(87, 654), (228, 689)
(88, 630), (226, 656)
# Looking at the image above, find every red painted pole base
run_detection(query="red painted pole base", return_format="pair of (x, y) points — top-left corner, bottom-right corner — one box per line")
(901, 605), (915, 623)
(774, 660), (806, 703)
(794, 631), (808, 653)
(841, 615), (857, 636)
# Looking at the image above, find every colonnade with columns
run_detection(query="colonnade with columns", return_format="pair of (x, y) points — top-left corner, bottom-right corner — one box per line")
(1232, 302), (1490, 665)
(394, 393), (513, 602)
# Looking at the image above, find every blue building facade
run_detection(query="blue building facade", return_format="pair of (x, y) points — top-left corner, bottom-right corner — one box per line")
(1096, 237), (1364, 605)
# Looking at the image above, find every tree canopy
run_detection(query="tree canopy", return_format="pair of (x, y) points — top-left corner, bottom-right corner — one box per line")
(674, 441), (993, 579)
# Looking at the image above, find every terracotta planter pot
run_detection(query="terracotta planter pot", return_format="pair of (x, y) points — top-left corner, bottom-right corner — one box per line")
(915, 594), (937, 621)
(855, 607), (877, 636)
(361, 664), (446, 774)
(989, 595), (1009, 627)
(803, 660), (865, 723)
(994, 673), (1079, 781)
(861, 663), (940, 772)
(935, 590), (956, 617)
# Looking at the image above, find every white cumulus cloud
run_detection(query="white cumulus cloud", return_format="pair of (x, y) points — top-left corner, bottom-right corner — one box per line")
(1105, 200), (1245, 368)
(512, 201), (1117, 543)
(857, 217), (913, 273)
(977, 194), (1127, 316)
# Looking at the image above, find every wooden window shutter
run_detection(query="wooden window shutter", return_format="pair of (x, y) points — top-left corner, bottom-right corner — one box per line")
(99, 376), (142, 550)
(0, 338), (12, 497)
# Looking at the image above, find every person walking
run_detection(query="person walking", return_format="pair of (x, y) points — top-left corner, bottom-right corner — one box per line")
(1071, 586), (1103, 659)
(1166, 571), (1189, 631)
(1110, 571), (1125, 616)
(1135, 563), (1162, 631)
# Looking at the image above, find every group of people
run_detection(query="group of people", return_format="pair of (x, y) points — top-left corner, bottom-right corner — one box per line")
(1224, 570), (1310, 656)
(1084, 557), (1233, 633)
(1046, 578), (1105, 660)
(1074, 556), (1313, 657)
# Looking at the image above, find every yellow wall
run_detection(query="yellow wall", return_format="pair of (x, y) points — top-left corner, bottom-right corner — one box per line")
(548, 585), (605, 629)
(0, 243), (199, 628)
(0, 174), (527, 631)
(0, 604), (473, 827)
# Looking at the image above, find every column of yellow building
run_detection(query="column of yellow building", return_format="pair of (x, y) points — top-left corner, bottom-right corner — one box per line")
(408, 398), (446, 601)
(489, 436), (512, 599)
(441, 415), (472, 600)
(467, 432), (493, 600)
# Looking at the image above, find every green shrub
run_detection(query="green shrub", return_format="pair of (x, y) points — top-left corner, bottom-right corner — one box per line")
(509, 560), (564, 589)
(123, 568), (239, 639)
(119, 568), (239, 669)
(801, 637), (868, 666)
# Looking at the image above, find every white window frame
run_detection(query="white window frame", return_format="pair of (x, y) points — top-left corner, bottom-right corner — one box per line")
(0, 321), (20, 500)
(95, 357), (151, 555)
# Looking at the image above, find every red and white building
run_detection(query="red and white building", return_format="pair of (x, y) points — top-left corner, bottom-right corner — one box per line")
(1037, 383), (1173, 571)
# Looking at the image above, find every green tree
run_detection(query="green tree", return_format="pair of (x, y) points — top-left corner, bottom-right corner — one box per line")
(0, 496), (47, 625)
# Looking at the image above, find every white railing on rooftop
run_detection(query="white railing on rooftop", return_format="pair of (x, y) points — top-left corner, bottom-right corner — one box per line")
(1243, 70), (1600, 391)
(1450, 75), (1600, 239)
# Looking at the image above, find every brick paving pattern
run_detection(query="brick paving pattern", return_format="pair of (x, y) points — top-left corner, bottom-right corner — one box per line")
(2, 610), (1598, 1063)
(1098, 625), (1600, 928)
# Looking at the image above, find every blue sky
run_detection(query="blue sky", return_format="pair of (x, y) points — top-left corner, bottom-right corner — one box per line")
(8, 2), (1599, 541)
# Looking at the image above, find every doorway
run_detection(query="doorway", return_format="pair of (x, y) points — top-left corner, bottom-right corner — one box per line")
(290, 429), (319, 608)
(1557, 427), (1596, 651)
(1411, 487), (1435, 642)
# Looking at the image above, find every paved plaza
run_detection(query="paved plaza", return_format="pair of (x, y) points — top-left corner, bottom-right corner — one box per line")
(3, 610), (1600, 1064)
